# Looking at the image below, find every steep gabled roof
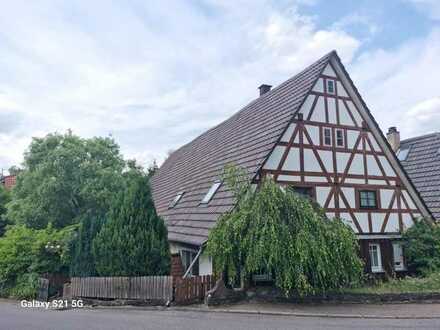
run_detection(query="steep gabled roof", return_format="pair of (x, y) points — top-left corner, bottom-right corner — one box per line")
(399, 133), (440, 220)
(151, 51), (334, 246)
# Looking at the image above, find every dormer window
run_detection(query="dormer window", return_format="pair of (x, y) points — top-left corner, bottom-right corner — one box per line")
(327, 80), (335, 94)
(169, 191), (184, 208)
(201, 181), (222, 204)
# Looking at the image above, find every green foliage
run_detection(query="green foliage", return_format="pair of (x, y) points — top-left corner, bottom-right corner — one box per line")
(8, 273), (39, 299)
(92, 173), (170, 276)
(343, 272), (440, 294)
(8, 166), (22, 176)
(0, 185), (11, 236)
(6, 132), (125, 229)
(69, 213), (104, 276)
(402, 219), (440, 275)
(0, 225), (75, 298)
(207, 165), (363, 296)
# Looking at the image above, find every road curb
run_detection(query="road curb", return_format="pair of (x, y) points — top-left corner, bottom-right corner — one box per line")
(171, 306), (440, 320)
(84, 304), (440, 320)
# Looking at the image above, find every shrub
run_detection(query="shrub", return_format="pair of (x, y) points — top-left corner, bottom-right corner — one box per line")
(8, 273), (39, 299)
(402, 219), (440, 275)
(207, 165), (363, 296)
(0, 225), (75, 298)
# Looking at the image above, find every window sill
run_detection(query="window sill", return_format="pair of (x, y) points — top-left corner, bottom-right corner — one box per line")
(371, 268), (384, 273)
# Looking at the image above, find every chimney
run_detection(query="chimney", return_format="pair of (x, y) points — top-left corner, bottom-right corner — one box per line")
(387, 127), (400, 152)
(258, 84), (272, 96)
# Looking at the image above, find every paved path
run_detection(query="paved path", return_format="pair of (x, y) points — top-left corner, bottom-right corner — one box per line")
(1, 300), (440, 330)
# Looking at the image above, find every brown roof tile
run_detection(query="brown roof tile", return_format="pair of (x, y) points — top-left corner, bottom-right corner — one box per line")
(151, 51), (334, 246)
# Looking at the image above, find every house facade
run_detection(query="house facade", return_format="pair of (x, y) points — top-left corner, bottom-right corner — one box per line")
(1, 174), (16, 190)
(151, 51), (431, 279)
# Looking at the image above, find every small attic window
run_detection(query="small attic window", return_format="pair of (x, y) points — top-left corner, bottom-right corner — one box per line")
(169, 192), (184, 208)
(397, 146), (410, 161)
(327, 80), (335, 94)
(201, 181), (222, 204)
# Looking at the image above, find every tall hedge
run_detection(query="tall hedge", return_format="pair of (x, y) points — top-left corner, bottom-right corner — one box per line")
(92, 174), (170, 276)
(207, 165), (363, 296)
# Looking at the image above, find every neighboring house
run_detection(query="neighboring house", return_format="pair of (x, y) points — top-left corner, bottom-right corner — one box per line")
(1, 174), (16, 190)
(387, 128), (440, 221)
(151, 51), (431, 278)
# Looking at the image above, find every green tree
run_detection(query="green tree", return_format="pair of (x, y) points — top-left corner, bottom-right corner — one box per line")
(92, 173), (170, 276)
(6, 132), (125, 229)
(7, 166), (22, 176)
(0, 225), (75, 298)
(0, 185), (11, 236)
(207, 165), (363, 297)
(402, 219), (440, 275)
(69, 212), (104, 277)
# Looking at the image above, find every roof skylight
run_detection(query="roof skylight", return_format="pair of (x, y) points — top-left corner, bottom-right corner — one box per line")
(169, 192), (184, 208)
(201, 181), (222, 204)
(397, 147), (410, 161)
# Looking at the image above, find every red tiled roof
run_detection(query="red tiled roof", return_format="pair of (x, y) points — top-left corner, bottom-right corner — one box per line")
(151, 51), (335, 246)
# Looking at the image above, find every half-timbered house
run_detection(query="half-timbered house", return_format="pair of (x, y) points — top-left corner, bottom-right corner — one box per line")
(151, 51), (431, 278)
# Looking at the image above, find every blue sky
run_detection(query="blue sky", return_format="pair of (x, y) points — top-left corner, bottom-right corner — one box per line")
(0, 0), (440, 170)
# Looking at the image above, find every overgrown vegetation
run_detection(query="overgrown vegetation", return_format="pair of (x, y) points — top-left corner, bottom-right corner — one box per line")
(0, 225), (75, 298)
(402, 220), (440, 275)
(343, 272), (440, 294)
(0, 131), (169, 298)
(207, 165), (363, 297)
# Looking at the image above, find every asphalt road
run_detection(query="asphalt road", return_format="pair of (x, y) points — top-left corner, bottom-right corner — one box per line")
(1, 301), (439, 330)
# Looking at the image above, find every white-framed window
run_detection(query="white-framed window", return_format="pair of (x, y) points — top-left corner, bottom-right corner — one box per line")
(327, 79), (335, 94)
(369, 243), (383, 273)
(359, 190), (378, 209)
(169, 191), (184, 208)
(201, 181), (222, 204)
(392, 242), (405, 271)
(323, 128), (332, 146)
(336, 129), (345, 147)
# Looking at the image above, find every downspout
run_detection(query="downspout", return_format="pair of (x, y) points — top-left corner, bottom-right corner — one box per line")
(182, 246), (203, 279)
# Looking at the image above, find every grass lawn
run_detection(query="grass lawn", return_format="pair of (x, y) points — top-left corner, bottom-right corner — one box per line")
(342, 272), (440, 294)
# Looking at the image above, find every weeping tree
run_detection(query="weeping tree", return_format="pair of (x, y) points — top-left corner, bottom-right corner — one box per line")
(92, 173), (170, 276)
(207, 165), (363, 297)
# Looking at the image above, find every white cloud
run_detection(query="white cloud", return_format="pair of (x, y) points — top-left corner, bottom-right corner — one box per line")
(349, 28), (440, 139)
(0, 1), (362, 169)
(2, 1), (438, 174)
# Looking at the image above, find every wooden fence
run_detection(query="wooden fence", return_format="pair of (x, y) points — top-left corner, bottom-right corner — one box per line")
(71, 276), (173, 302)
(174, 275), (216, 304)
(70, 275), (216, 304)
